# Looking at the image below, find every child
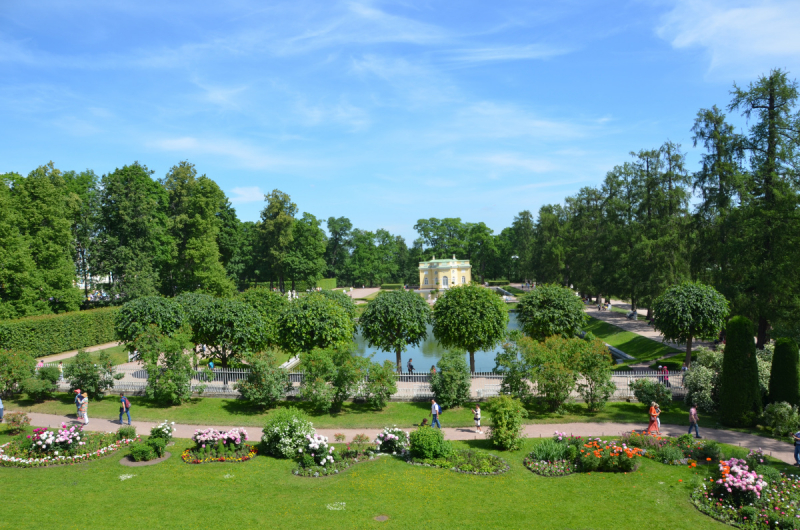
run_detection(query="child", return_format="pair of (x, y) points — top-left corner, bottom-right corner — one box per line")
(471, 405), (483, 434)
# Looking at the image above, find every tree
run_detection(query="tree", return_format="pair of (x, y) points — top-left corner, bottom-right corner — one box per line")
(258, 189), (297, 291)
(486, 395), (527, 451)
(0, 173), (37, 319)
(132, 324), (198, 405)
(277, 292), (354, 354)
(429, 349), (471, 408)
(115, 296), (185, 350)
(519, 336), (582, 412)
(511, 210), (536, 282)
(432, 284), (508, 373)
(188, 297), (267, 368)
(234, 351), (289, 409)
(532, 205), (567, 284)
(769, 338), (800, 407)
(21, 366), (59, 401)
(363, 360), (398, 410)
(516, 284), (586, 341)
(324, 216), (352, 279)
(317, 289), (357, 324)
(0, 350), (35, 396)
(493, 331), (532, 402)
(284, 212), (327, 290)
(234, 287), (290, 347)
(216, 199), (246, 287)
(298, 346), (369, 412)
(359, 289), (431, 371)
(64, 350), (121, 398)
(575, 339), (616, 412)
(651, 282), (730, 367)
(719, 316), (762, 426)
(62, 169), (100, 298)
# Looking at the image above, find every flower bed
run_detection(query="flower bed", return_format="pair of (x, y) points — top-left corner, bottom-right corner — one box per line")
(407, 449), (509, 475)
(292, 433), (383, 478)
(0, 424), (138, 468)
(690, 457), (798, 529)
(181, 427), (255, 464)
(523, 458), (575, 477)
(622, 431), (721, 466)
(374, 426), (409, 454)
(293, 452), (381, 478)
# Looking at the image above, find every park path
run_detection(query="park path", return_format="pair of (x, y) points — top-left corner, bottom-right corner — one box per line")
(35, 341), (121, 362)
(20, 412), (796, 465)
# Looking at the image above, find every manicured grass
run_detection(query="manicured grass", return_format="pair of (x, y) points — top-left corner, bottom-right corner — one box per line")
(500, 285), (525, 295)
(0, 424), (737, 529)
(609, 305), (647, 321)
(5, 393), (704, 429)
(58, 344), (129, 366)
(583, 316), (681, 366)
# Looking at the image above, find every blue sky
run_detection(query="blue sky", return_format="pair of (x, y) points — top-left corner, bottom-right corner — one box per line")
(2, 0), (799, 242)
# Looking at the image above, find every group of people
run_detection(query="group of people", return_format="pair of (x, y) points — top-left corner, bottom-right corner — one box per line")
(646, 401), (701, 439)
(71, 390), (131, 426)
(426, 399), (483, 434)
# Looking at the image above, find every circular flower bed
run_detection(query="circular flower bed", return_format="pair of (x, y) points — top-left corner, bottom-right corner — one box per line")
(523, 458), (575, 477)
(0, 424), (138, 468)
(406, 449), (509, 475)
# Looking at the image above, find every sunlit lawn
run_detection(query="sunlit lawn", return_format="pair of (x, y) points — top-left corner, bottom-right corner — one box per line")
(583, 316), (681, 367)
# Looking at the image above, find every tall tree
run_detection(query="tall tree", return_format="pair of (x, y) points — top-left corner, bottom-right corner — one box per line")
(285, 212), (327, 290)
(511, 210), (535, 282)
(360, 289), (431, 371)
(0, 173), (37, 318)
(258, 190), (297, 291)
(532, 205), (567, 285)
(62, 169), (99, 298)
(217, 198), (246, 287)
(324, 216), (352, 279)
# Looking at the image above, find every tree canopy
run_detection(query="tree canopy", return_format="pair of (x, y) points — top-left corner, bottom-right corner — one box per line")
(515, 284), (586, 341)
(277, 292), (355, 354)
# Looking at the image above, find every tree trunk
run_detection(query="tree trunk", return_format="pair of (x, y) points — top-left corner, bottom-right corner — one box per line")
(646, 308), (652, 321)
(757, 317), (769, 349)
(469, 351), (475, 373)
(396, 349), (402, 373)
(685, 335), (693, 368)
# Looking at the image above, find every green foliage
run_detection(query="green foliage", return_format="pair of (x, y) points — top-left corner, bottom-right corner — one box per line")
(0, 307), (119, 357)
(432, 284), (508, 372)
(316, 289), (357, 324)
(0, 350), (34, 396)
(516, 284), (586, 341)
(409, 426), (451, 459)
(64, 350), (121, 398)
(299, 346), (369, 413)
(651, 281), (729, 366)
(575, 339), (616, 412)
(234, 287), (289, 347)
(21, 367), (58, 401)
(260, 407), (315, 458)
(493, 331), (532, 402)
(128, 442), (156, 462)
(115, 296), (184, 345)
(146, 437), (167, 458)
(769, 338), (800, 406)
(486, 280), (509, 286)
(529, 439), (568, 462)
(429, 350), (471, 408)
(628, 378), (671, 407)
(763, 401), (800, 439)
(683, 364), (719, 414)
(234, 351), (289, 409)
(519, 336), (583, 412)
(719, 316), (762, 426)
(363, 360), (398, 410)
(359, 289), (431, 371)
(486, 395), (527, 451)
(133, 325), (197, 405)
(117, 425), (137, 440)
(278, 292), (354, 354)
(188, 297), (267, 368)
(4, 412), (30, 433)
(380, 284), (404, 290)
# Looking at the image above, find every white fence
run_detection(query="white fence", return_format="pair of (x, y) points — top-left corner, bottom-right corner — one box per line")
(48, 364), (686, 402)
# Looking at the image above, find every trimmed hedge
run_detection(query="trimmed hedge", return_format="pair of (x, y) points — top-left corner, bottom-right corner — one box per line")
(380, 284), (404, 290)
(0, 307), (119, 357)
(486, 280), (510, 286)
(769, 338), (800, 407)
(719, 316), (761, 427)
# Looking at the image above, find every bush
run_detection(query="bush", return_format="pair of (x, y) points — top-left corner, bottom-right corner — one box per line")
(629, 378), (672, 407)
(520, 336), (582, 412)
(298, 434), (337, 466)
(528, 439), (568, 462)
(719, 316), (762, 427)
(150, 420), (175, 443)
(374, 426), (409, 454)
(769, 338), (800, 406)
(576, 339), (616, 412)
(146, 437), (167, 458)
(64, 350), (121, 398)
(0, 307), (119, 357)
(380, 284), (404, 290)
(763, 401), (800, 439)
(409, 426), (451, 459)
(429, 350), (471, 409)
(235, 352), (289, 409)
(755, 464), (781, 484)
(128, 442), (156, 462)
(493, 331), (532, 402)
(0, 350), (34, 396)
(298, 346), (369, 413)
(261, 407), (315, 458)
(486, 280), (509, 286)
(683, 365), (719, 414)
(486, 395), (527, 451)
(21, 375), (56, 401)
(516, 284), (586, 341)
(656, 445), (685, 464)
(117, 425), (137, 440)
(4, 411), (30, 433)
(363, 360), (398, 410)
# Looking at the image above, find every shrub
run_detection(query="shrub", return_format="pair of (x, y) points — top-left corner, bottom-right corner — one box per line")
(683, 365), (718, 414)
(146, 437), (167, 458)
(298, 434), (337, 466)
(64, 350), (121, 398)
(0, 307), (119, 357)
(234, 287), (289, 347)
(763, 401), (800, 439)
(21, 367), (58, 401)
(528, 439), (568, 462)
(0, 350), (34, 396)
(150, 420), (175, 443)
(769, 338), (800, 406)
(719, 316), (762, 427)
(128, 442), (156, 462)
(575, 339), (616, 412)
(486, 395), (528, 451)
(235, 352), (289, 409)
(520, 336), (582, 412)
(133, 326), (197, 405)
(278, 293), (355, 354)
(429, 350), (471, 409)
(261, 407), (315, 458)
(578, 440), (643, 472)
(374, 427), (409, 454)
(351, 434), (371, 452)
(516, 284), (586, 341)
(380, 284), (404, 290)
(117, 425), (137, 440)
(409, 426), (451, 459)
(656, 445), (685, 464)
(754, 464), (781, 484)
(4, 412), (30, 433)
(363, 360), (398, 410)
(298, 346), (369, 413)
(493, 331), (532, 402)
(629, 378), (672, 407)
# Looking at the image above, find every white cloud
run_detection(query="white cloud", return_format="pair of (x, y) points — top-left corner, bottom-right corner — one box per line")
(446, 44), (569, 64)
(657, 0), (800, 76)
(147, 137), (306, 170)
(228, 186), (265, 204)
(474, 153), (559, 173)
(441, 102), (586, 141)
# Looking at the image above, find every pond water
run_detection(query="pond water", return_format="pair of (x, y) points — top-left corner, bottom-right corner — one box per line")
(353, 312), (520, 372)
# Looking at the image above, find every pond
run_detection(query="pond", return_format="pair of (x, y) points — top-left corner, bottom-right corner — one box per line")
(353, 312), (520, 372)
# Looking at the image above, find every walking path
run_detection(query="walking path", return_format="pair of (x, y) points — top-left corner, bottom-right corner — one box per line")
(21, 412), (796, 465)
(35, 341), (121, 362)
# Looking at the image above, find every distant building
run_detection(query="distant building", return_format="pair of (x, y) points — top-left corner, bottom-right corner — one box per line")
(418, 255), (471, 289)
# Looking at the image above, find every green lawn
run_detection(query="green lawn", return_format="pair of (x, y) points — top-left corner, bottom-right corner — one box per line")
(583, 316), (681, 367)
(0, 423), (745, 529)
(609, 305), (648, 321)
(500, 285), (525, 295)
(5, 393), (705, 429)
(56, 344), (129, 366)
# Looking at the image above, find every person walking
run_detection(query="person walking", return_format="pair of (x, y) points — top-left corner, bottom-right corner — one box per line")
(655, 403), (662, 434)
(58, 361), (64, 382)
(793, 430), (800, 466)
(73, 389), (82, 421)
(646, 401), (659, 434)
(119, 393), (131, 425)
(471, 405), (483, 434)
(407, 358), (415, 374)
(430, 399), (441, 429)
(688, 403), (701, 438)
(662, 365), (670, 388)
(0, 396), (4, 423)
(79, 392), (89, 425)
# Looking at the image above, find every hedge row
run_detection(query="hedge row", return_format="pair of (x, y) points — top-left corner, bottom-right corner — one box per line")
(486, 280), (510, 286)
(380, 284), (405, 290)
(0, 307), (120, 357)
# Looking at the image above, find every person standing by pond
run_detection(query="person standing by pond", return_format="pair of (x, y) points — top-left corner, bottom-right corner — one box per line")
(407, 358), (414, 374)
(430, 399), (441, 429)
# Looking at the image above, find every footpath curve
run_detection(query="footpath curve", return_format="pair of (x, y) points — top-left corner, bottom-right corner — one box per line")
(19, 412), (797, 465)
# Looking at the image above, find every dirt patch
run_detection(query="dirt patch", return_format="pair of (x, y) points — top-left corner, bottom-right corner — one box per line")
(120, 451), (172, 467)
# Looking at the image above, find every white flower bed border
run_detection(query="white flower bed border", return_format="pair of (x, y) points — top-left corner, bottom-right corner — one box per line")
(0, 437), (138, 468)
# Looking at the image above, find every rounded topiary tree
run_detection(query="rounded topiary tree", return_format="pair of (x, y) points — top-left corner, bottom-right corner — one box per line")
(719, 316), (762, 427)
(359, 289), (431, 372)
(432, 284), (508, 373)
(516, 284), (586, 341)
(317, 289), (357, 325)
(651, 281), (729, 368)
(769, 338), (800, 407)
(277, 292), (355, 354)
(235, 287), (290, 347)
(190, 298), (267, 368)
(115, 296), (185, 344)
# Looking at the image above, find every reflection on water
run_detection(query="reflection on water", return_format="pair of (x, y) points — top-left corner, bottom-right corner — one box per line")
(354, 313), (519, 372)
